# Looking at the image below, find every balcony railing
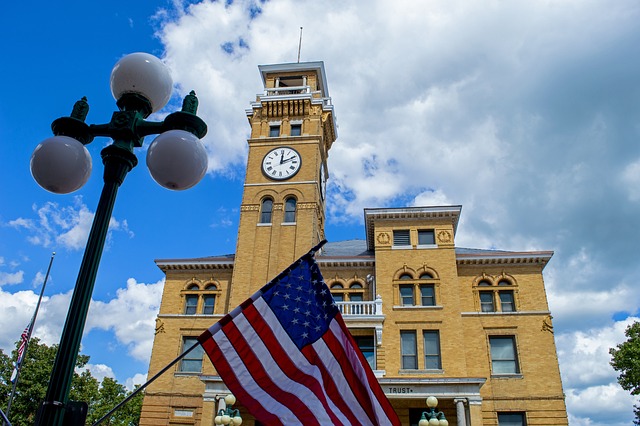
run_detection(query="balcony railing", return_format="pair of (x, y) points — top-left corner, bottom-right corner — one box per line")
(336, 297), (383, 316)
(265, 86), (310, 96)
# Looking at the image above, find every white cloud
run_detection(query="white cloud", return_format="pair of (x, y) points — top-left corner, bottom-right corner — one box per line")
(7, 197), (133, 251)
(125, 373), (147, 391)
(0, 270), (24, 286)
(84, 363), (116, 383)
(86, 278), (164, 361)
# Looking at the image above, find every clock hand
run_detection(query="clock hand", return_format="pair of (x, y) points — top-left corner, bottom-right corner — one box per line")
(280, 152), (284, 164)
(281, 156), (298, 164)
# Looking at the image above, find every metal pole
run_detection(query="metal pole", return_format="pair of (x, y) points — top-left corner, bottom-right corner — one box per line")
(36, 145), (137, 426)
(5, 252), (55, 424)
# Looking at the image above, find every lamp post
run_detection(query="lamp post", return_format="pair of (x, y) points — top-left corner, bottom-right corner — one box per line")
(214, 394), (243, 426)
(30, 52), (208, 426)
(419, 396), (449, 426)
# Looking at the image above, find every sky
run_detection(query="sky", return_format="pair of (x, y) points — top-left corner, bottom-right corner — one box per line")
(1, 0), (639, 424)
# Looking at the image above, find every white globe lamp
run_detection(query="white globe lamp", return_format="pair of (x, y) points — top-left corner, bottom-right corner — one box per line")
(30, 135), (92, 194)
(146, 129), (208, 190)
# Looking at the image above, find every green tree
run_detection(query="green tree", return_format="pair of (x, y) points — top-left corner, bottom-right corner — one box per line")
(610, 321), (640, 424)
(1, 338), (144, 425)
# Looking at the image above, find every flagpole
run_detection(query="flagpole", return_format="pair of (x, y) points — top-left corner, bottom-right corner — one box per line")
(5, 252), (55, 423)
(94, 241), (327, 426)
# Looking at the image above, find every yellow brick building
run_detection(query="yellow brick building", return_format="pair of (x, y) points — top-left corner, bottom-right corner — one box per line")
(140, 61), (568, 425)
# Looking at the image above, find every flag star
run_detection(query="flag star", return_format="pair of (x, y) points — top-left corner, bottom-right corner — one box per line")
(292, 318), (299, 325)
(315, 326), (321, 332)
(284, 294), (291, 299)
(302, 332), (309, 339)
(295, 296), (302, 302)
(282, 304), (289, 310)
(303, 321), (310, 328)
(305, 299), (312, 305)
(304, 310), (311, 317)
(293, 307), (300, 313)
(320, 289), (327, 295)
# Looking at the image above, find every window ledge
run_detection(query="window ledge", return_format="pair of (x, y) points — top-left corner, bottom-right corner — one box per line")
(461, 311), (550, 317)
(393, 305), (443, 310)
(159, 313), (225, 319)
(281, 222), (297, 226)
(417, 244), (438, 249)
(491, 374), (523, 379)
(392, 245), (412, 250)
(399, 369), (444, 375)
(257, 223), (272, 227)
(174, 372), (203, 377)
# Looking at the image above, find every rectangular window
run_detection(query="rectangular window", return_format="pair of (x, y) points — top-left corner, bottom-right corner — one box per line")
(498, 412), (526, 426)
(399, 285), (415, 306)
(393, 230), (411, 246)
(423, 331), (442, 369)
(480, 291), (495, 312)
(349, 293), (363, 314)
(269, 125), (280, 137)
(418, 229), (435, 245)
(420, 284), (435, 306)
(184, 295), (198, 315)
(401, 331), (417, 369)
(180, 337), (204, 372)
(490, 336), (520, 374)
(202, 295), (215, 315)
(290, 124), (302, 136)
(499, 291), (515, 312)
(353, 336), (375, 370)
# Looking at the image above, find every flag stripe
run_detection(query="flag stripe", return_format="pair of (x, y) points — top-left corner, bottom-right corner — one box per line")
(253, 299), (360, 425)
(328, 317), (397, 424)
(241, 302), (346, 425)
(204, 329), (287, 426)
(308, 336), (376, 426)
(221, 312), (323, 425)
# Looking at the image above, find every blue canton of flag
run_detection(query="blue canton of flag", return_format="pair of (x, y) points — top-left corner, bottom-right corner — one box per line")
(262, 257), (339, 349)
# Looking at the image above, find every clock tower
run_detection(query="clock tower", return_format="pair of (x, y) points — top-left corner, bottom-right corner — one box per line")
(229, 61), (337, 306)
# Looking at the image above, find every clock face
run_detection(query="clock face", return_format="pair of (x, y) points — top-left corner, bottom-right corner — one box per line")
(262, 147), (301, 180)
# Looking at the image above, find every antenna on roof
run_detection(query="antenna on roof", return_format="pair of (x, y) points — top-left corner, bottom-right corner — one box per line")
(297, 27), (303, 63)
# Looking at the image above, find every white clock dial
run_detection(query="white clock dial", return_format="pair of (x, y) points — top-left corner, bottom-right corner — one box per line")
(262, 147), (301, 180)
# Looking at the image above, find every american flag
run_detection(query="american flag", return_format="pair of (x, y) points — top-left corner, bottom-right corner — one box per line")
(10, 321), (31, 383)
(198, 242), (400, 426)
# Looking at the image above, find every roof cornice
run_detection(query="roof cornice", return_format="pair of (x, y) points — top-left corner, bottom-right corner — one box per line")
(364, 206), (462, 251)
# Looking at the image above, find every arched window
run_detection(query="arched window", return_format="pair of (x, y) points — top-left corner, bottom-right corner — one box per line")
(399, 273), (413, 280)
(260, 198), (273, 224)
(284, 197), (297, 223)
(330, 283), (344, 302)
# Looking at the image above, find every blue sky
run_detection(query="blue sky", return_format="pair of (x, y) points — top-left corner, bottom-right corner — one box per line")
(2, 1), (640, 424)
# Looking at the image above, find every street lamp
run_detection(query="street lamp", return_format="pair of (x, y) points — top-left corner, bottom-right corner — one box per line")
(214, 394), (243, 425)
(31, 52), (208, 426)
(419, 396), (449, 426)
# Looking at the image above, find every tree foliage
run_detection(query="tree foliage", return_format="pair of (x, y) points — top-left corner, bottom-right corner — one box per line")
(0, 338), (143, 426)
(610, 321), (640, 424)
